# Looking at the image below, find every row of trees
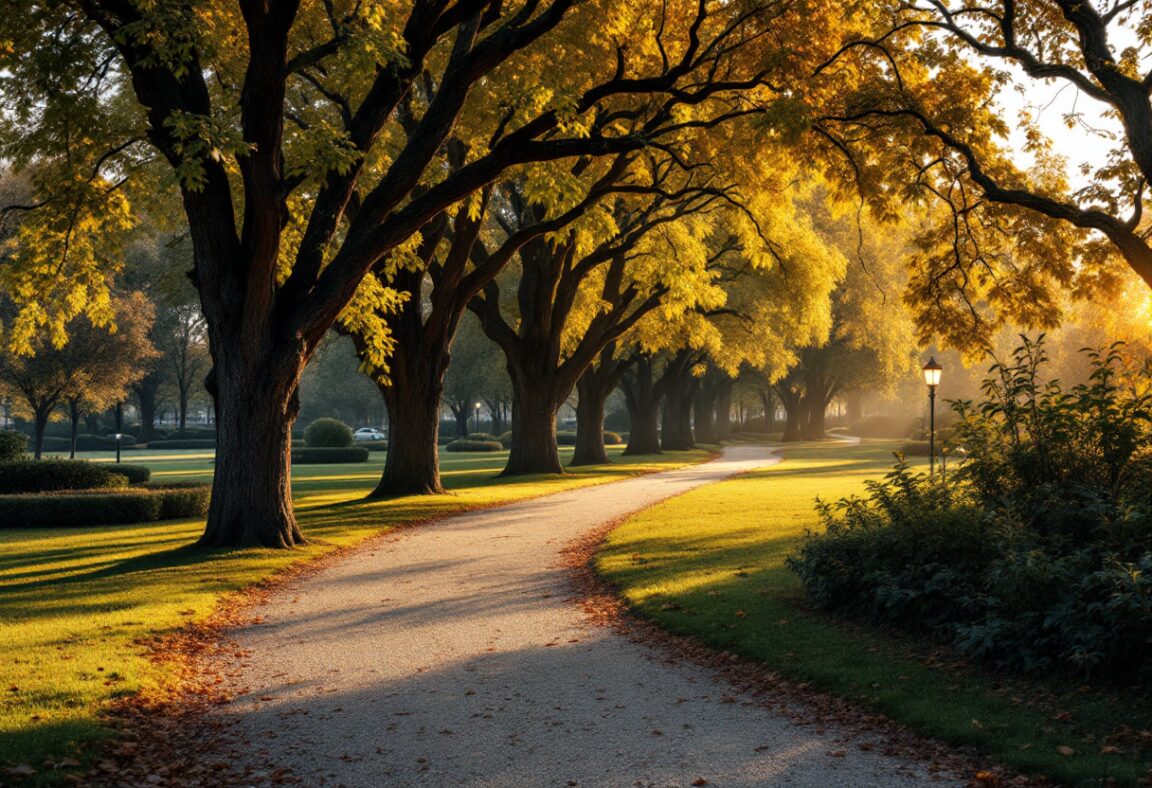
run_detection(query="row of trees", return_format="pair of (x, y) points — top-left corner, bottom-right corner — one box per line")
(3, 1), (1151, 547)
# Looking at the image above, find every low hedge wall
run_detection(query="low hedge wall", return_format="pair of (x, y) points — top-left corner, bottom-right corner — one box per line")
(291, 447), (369, 464)
(363, 441), (388, 452)
(0, 483), (211, 528)
(147, 439), (217, 449)
(444, 439), (503, 452)
(0, 460), (130, 494)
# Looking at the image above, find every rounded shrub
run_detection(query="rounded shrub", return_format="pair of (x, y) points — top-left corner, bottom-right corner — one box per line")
(444, 439), (503, 452)
(603, 430), (624, 445)
(304, 418), (354, 448)
(291, 446), (369, 464)
(0, 460), (131, 494)
(0, 483), (210, 528)
(114, 464), (152, 484)
(499, 431), (513, 448)
(0, 430), (27, 461)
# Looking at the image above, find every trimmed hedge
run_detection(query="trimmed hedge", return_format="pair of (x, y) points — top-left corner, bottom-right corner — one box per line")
(113, 464), (152, 484)
(0, 483), (211, 528)
(0, 460), (130, 494)
(147, 439), (217, 449)
(499, 431), (512, 448)
(444, 439), (503, 452)
(0, 431), (26, 461)
(364, 441), (388, 452)
(291, 446), (369, 464)
(73, 433), (137, 451)
(304, 418), (354, 448)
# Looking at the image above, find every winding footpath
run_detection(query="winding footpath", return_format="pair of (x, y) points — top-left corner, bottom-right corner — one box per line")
(209, 447), (961, 786)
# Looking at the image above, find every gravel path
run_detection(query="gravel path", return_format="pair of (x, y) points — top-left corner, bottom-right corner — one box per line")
(212, 447), (960, 787)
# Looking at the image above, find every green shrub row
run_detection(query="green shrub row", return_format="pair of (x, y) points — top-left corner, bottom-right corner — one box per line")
(0, 483), (211, 528)
(444, 439), (504, 452)
(364, 441), (388, 452)
(0, 431), (26, 461)
(792, 339), (1152, 681)
(147, 439), (217, 449)
(291, 446), (369, 464)
(165, 428), (216, 439)
(0, 460), (134, 494)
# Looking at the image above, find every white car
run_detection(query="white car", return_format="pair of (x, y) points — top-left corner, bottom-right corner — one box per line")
(353, 427), (387, 442)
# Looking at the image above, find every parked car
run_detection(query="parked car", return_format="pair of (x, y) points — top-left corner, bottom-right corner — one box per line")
(353, 427), (387, 442)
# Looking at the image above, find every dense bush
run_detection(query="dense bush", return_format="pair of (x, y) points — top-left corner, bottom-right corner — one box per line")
(791, 339), (1152, 681)
(291, 446), (369, 464)
(499, 431), (513, 448)
(846, 414), (918, 439)
(603, 430), (624, 445)
(364, 441), (388, 452)
(0, 431), (27, 461)
(0, 460), (130, 494)
(0, 483), (211, 528)
(465, 432), (501, 442)
(304, 417), (354, 448)
(444, 438), (504, 452)
(113, 464), (152, 484)
(147, 439), (217, 449)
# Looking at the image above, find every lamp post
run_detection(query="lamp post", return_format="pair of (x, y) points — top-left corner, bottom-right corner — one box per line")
(114, 433), (123, 464)
(922, 358), (942, 478)
(474, 402), (482, 432)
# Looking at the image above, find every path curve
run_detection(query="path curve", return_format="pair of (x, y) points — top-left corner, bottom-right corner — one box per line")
(211, 447), (957, 786)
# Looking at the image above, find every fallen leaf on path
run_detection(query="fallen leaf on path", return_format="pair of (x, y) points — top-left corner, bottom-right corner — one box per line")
(1057, 746), (1075, 756)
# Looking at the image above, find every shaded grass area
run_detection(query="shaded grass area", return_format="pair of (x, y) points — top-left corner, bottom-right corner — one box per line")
(0, 446), (709, 775)
(597, 440), (1152, 784)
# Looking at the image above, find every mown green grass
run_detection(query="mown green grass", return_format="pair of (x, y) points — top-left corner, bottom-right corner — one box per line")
(597, 440), (1152, 784)
(0, 445), (709, 777)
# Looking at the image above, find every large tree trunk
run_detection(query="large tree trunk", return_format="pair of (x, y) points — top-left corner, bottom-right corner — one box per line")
(661, 357), (697, 451)
(196, 355), (305, 548)
(714, 377), (733, 440)
(504, 362), (563, 475)
(135, 383), (159, 440)
(178, 382), (191, 430)
(451, 403), (470, 438)
(571, 382), (609, 466)
(373, 373), (445, 496)
(571, 348), (631, 467)
(692, 378), (718, 444)
(32, 403), (50, 460)
(778, 385), (803, 442)
(68, 398), (81, 459)
(621, 359), (662, 456)
(844, 389), (863, 424)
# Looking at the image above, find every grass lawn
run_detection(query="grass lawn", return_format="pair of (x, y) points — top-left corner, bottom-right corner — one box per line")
(597, 440), (1152, 784)
(0, 444), (711, 777)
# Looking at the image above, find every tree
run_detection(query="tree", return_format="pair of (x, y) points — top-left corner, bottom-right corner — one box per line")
(10, 0), (833, 544)
(0, 293), (158, 458)
(809, 0), (1141, 349)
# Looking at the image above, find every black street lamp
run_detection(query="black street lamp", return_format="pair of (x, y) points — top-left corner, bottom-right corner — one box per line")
(474, 402), (482, 432)
(922, 358), (942, 477)
(114, 432), (123, 464)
